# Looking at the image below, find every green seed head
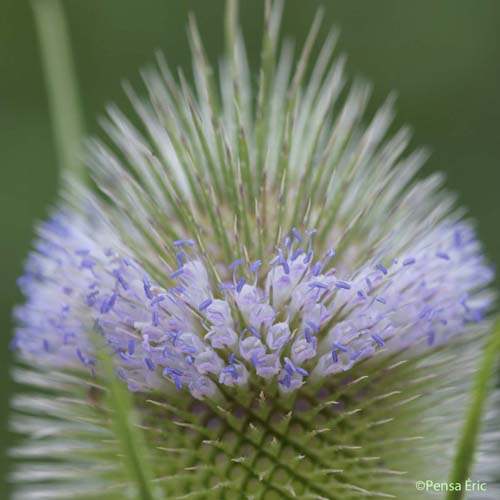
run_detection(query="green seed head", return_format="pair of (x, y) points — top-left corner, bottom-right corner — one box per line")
(10, 1), (498, 499)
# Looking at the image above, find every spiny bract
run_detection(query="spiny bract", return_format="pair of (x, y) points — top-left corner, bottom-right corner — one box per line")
(10, 1), (497, 499)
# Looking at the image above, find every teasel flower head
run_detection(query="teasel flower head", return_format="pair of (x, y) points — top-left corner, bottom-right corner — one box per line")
(10, 1), (498, 499)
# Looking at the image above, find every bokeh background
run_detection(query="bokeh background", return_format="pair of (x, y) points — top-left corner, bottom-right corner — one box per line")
(1, 0), (499, 495)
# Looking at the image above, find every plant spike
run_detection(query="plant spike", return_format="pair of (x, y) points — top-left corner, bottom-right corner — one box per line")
(11, 1), (499, 499)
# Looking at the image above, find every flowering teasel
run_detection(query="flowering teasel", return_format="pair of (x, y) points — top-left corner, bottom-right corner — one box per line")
(10, 1), (499, 499)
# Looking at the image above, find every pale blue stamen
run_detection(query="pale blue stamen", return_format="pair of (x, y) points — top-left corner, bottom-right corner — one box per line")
(250, 260), (262, 273)
(199, 298), (213, 311)
(228, 258), (243, 270)
(335, 281), (351, 290)
(291, 227), (303, 243)
(170, 268), (184, 279)
(436, 252), (450, 260)
(128, 339), (135, 355)
(236, 278), (246, 293)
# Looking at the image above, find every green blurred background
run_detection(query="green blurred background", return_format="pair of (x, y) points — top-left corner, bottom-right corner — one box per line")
(1, 0), (499, 495)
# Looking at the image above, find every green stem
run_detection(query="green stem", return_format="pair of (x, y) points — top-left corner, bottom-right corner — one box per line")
(224, 0), (237, 59)
(446, 320), (500, 500)
(98, 339), (162, 500)
(31, 0), (85, 185)
(33, 3), (153, 499)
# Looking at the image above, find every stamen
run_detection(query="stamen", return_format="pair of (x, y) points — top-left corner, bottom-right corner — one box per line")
(335, 281), (351, 290)
(199, 298), (213, 311)
(376, 263), (388, 275)
(228, 258), (243, 270)
(250, 260), (262, 273)
(236, 278), (246, 293)
(128, 339), (135, 355)
(436, 252), (450, 260)
(292, 227), (303, 242)
(170, 268), (184, 279)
